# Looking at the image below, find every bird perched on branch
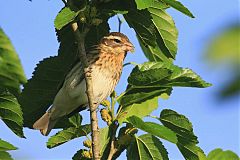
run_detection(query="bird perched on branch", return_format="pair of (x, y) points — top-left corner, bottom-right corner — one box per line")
(33, 32), (134, 136)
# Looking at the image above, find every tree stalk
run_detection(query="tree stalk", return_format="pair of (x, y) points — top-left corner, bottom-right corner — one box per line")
(71, 23), (100, 160)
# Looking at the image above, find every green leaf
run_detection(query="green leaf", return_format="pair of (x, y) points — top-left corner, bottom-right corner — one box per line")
(117, 97), (158, 124)
(0, 151), (13, 160)
(161, 0), (195, 18)
(54, 7), (79, 30)
(118, 86), (171, 107)
(148, 6), (178, 59)
(127, 116), (177, 143)
(118, 62), (211, 106)
(47, 124), (91, 149)
(177, 140), (206, 160)
(135, 0), (154, 10)
(0, 91), (24, 137)
(99, 127), (111, 156)
(137, 34), (171, 62)
(0, 28), (26, 93)
(72, 149), (91, 160)
(207, 148), (239, 160)
(124, 3), (176, 62)
(128, 62), (212, 88)
(160, 109), (206, 160)
(127, 134), (169, 160)
(205, 26), (240, 66)
(0, 139), (17, 151)
(124, 9), (156, 47)
(19, 56), (73, 128)
(160, 109), (198, 143)
(54, 113), (83, 129)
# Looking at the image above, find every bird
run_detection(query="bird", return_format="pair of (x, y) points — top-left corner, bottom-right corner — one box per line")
(33, 32), (134, 136)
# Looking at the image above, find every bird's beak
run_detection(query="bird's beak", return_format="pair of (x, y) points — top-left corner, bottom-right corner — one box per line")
(126, 42), (135, 53)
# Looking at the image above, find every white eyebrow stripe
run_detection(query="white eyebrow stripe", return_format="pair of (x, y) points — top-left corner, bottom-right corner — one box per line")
(104, 35), (122, 41)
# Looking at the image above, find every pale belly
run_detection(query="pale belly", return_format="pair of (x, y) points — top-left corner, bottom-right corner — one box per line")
(50, 68), (116, 120)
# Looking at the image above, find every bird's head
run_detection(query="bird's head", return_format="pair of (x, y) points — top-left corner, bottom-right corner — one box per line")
(100, 32), (134, 55)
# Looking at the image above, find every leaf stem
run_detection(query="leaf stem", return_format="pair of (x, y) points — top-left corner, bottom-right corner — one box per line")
(110, 92), (116, 119)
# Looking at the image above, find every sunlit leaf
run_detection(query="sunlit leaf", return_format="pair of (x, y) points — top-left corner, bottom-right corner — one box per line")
(117, 97), (158, 124)
(135, 0), (154, 10)
(148, 6), (178, 59)
(54, 7), (79, 30)
(0, 91), (24, 137)
(0, 28), (26, 94)
(118, 62), (211, 106)
(161, 0), (195, 18)
(207, 148), (239, 160)
(205, 26), (240, 65)
(0, 139), (17, 151)
(99, 127), (111, 156)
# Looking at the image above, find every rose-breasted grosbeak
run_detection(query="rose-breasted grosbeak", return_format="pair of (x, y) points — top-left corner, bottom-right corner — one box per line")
(33, 32), (134, 135)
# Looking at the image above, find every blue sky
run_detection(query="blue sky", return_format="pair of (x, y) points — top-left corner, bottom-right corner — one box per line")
(0, 0), (239, 160)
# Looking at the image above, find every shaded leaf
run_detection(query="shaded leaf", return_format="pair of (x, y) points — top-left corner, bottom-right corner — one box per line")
(207, 148), (239, 160)
(54, 113), (83, 128)
(47, 124), (91, 149)
(19, 56), (73, 128)
(161, 0), (195, 18)
(72, 149), (91, 160)
(220, 75), (240, 98)
(127, 134), (169, 160)
(0, 139), (17, 151)
(0, 28), (26, 94)
(54, 7), (79, 30)
(0, 91), (24, 137)
(117, 97), (158, 124)
(0, 151), (13, 160)
(177, 139), (206, 160)
(127, 116), (177, 143)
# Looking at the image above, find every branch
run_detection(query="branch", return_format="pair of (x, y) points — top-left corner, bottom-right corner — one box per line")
(71, 23), (101, 160)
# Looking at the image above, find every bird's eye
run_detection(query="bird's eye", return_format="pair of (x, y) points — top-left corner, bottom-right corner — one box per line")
(114, 39), (121, 43)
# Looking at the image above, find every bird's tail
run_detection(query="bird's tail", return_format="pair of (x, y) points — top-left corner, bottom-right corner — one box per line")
(33, 112), (58, 136)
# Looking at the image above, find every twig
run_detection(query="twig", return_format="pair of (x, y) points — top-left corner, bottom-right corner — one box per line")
(107, 124), (118, 160)
(71, 23), (100, 160)
(117, 15), (122, 32)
